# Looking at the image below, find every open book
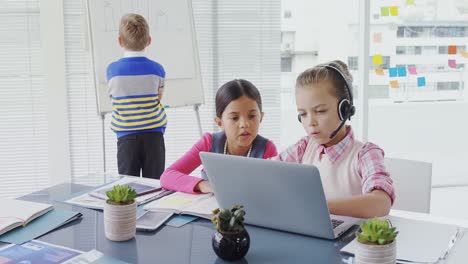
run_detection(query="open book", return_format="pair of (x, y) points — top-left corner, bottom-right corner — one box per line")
(143, 192), (219, 219)
(0, 199), (53, 236)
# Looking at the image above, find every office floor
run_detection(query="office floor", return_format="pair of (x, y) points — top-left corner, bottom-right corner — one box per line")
(431, 186), (468, 220)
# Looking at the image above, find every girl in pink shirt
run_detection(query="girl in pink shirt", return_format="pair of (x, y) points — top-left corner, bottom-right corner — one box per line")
(161, 79), (278, 194)
(272, 60), (394, 218)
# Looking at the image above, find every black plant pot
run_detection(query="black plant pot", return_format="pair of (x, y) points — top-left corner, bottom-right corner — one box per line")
(212, 229), (250, 261)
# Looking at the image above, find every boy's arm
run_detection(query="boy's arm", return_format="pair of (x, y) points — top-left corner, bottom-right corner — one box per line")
(158, 87), (164, 102)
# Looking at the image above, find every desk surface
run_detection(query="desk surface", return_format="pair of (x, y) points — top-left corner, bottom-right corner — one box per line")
(2, 179), (468, 264)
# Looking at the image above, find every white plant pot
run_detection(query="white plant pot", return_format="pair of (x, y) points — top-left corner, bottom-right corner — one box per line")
(103, 200), (137, 241)
(355, 240), (396, 264)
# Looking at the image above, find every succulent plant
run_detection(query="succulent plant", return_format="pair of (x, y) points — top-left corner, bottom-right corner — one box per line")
(106, 185), (137, 205)
(356, 218), (398, 245)
(212, 205), (246, 233)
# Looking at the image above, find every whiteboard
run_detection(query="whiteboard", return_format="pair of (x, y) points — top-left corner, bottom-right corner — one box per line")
(86, 0), (204, 114)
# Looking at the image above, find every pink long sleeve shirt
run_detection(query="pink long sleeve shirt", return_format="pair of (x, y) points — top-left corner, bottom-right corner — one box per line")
(160, 132), (278, 194)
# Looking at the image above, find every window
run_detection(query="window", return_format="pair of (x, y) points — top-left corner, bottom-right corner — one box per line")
(0, 0), (49, 198)
(281, 57), (292, 72)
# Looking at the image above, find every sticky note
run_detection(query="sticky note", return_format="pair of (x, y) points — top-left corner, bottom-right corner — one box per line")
(373, 32), (382, 43)
(397, 66), (407, 77)
(408, 66), (417, 75)
(448, 59), (457, 68)
(448, 45), (457, 55)
(389, 67), (398, 77)
(461, 51), (468, 58)
(390, 80), (399, 88)
(375, 68), (384, 75)
(373, 54), (383, 65)
(406, 0), (415, 5)
(417, 77), (426, 87)
(381, 7), (390, 16)
(390, 6), (399, 16)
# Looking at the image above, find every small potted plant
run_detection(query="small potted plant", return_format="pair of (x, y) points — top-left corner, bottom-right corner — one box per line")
(211, 205), (250, 261)
(355, 218), (398, 264)
(103, 185), (137, 241)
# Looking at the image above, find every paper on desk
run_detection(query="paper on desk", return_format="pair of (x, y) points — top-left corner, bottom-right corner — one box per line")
(340, 215), (461, 263)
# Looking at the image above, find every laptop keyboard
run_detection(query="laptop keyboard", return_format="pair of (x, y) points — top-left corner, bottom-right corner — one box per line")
(331, 219), (344, 229)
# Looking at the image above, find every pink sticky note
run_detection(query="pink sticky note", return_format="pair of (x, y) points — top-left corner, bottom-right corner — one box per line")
(373, 33), (382, 43)
(448, 59), (457, 68)
(408, 66), (417, 75)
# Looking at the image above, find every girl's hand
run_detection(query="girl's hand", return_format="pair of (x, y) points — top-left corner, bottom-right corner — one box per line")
(196, 180), (213, 193)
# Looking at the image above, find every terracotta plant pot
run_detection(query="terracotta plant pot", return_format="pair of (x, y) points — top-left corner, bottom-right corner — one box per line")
(355, 240), (396, 264)
(212, 229), (250, 261)
(103, 200), (137, 241)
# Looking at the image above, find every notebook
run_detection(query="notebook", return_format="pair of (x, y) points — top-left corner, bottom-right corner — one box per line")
(89, 181), (161, 200)
(0, 199), (53, 236)
(144, 192), (219, 219)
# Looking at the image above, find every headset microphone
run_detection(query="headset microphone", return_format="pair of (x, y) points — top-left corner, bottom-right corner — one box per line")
(329, 116), (347, 139)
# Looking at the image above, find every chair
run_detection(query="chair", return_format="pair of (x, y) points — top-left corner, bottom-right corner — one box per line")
(385, 158), (432, 213)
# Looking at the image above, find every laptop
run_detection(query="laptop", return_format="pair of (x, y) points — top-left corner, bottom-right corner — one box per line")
(200, 152), (360, 239)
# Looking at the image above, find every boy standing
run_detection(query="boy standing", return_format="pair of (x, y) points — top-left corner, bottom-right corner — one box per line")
(107, 13), (167, 179)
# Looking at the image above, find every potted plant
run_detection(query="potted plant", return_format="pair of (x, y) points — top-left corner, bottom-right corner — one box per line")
(355, 217), (399, 264)
(103, 185), (137, 241)
(211, 205), (250, 261)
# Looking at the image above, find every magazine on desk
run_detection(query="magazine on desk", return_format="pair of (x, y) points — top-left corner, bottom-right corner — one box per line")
(64, 177), (173, 210)
(0, 199), (53, 236)
(0, 240), (129, 264)
(144, 192), (219, 219)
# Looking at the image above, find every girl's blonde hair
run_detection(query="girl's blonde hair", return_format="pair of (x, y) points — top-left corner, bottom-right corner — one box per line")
(119, 13), (150, 51)
(296, 60), (353, 101)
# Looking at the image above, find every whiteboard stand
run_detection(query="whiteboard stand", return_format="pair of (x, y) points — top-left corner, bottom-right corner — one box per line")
(100, 114), (107, 174)
(194, 104), (203, 137)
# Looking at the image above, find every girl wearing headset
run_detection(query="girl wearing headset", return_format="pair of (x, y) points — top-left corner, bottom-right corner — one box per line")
(272, 60), (394, 219)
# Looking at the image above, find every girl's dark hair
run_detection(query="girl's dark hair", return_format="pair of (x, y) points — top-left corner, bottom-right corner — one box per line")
(215, 79), (262, 118)
(296, 60), (353, 101)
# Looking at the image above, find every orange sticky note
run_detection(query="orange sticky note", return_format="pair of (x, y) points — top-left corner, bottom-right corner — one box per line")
(390, 6), (399, 16)
(375, 68), (384, 75)
(461, 51), (468, 58)
(448, 45), (457, 55)
(390, 80), (400, 88)
(373, 54), (383, 65)
(373, 32), (382, 43)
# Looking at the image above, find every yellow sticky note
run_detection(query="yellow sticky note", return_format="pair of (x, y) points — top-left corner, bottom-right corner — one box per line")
(390, 80), (400, 88)
(375, 68), (384, 75)
(373, 54), (383, 65)
(406, 0), (415, 5)
(461, 51), (468, 58)
(381, 7), (390, 17)
(390, 6), (399, 16)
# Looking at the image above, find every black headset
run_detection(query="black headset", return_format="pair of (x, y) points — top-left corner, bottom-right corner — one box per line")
(297, 64), (355, 139)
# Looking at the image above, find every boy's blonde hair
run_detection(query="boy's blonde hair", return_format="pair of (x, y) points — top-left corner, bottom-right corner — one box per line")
(296, 60), (353, 101)
(119, 13), (150, 51)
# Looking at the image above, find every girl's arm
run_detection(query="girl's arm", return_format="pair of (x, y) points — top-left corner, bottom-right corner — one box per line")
(327, 190), (392, 218)
(263, 140), (279, 158)
(329, 142), (395, 218)
(160, 133), (212, 194)
(269, 136), (309, 162)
